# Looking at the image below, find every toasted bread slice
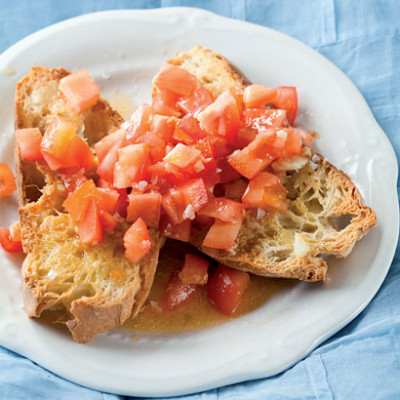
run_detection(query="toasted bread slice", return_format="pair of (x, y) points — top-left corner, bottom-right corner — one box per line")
(16, 67), (163, 343)
(170, 46), (376, 282)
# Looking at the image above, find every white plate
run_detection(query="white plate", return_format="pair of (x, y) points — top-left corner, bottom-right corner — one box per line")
(0, 8), (398, 398)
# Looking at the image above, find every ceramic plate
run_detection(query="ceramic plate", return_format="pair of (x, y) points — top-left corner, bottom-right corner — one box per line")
(0, 8), (398, 397)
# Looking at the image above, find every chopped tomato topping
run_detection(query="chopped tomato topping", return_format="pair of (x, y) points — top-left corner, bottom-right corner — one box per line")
(223, 179), (248, 201)
(243, 84), (277, 108)
(163, 143), (202, 170)
(197, 89), (242, 141)
(59, 69), (100, 113)
(294, 126), (314, 145)
(78, 198), (103, 244)
(0, 227), (23, 252)
(63, 180), (97, 222)
(124, 104), (153, 143)
(96, 187), (120, 211)
(113, 143), (149, 188)
(178, 114), (207, 140)
(172, 127), (195, 145)
(203, 218), (243, 250)
(179, 253), (210, 285)
(235, 128), (257, 149)
(98, 209), (118, 231)
(207, 264), (250, 316)
(151, 91), (181, 118)
(9, 221), (22, 242)
(194, 158), (220, 188)
(159, 216), (192, 242)
(0, 163), (16, 198)
(95, 129), (126, 163)
(150, 115), (177, 142)
(198, 196), (245, 223)
(244, 108), (288, 131)
(153, 63), (197, 96)
(242, 172), (287, 212)
(192, 138), (214, 158)
(177, 86), (213, 114)
(60, 168), (88, 192)
(64, 136), (96, 171)
(124, 217), (152, 263)
(164, 270), (199, 311)
(217, 158), (242, 184)
(137, 132), (166, 163)
(273, 86), (298, 126)
(127, 192), (162, 228)
(40, 116), (77, 170)
(15, 128), (43, 161)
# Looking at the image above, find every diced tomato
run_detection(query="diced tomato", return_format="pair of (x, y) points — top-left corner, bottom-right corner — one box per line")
(40, 116), (77, 170)
(217, 158), (242, 184)
(197, 89), (242, 141)
(179, 253), (210, 285)
(178, 114), (207, 140)
(172, 127), (195, 145)
(114, 188), (129, 218)
(273, 86), (298, 126)
(149, 161), (187, 189)
(160, 216), (192, 242)
(179, 178), (208, 212)
(244, 108), (288, 131)
(223, 179), (248, 201)
(284, 128), (302, 155)
(137, 132), (166, 163)
(96, 187), (119, 211)
(235, 128), (257, 149)
(194, 158), (220, 188)
(192, 138), (214, 158)
(15, 128), (43, 161)
(194, 214), (214, 228)
(228, 129), (282, 179)
(124, 217), (152, 263)
(59, 70), (100, 113)
(151, 91), (181, 118)
(124, 104), (153, 142)
(164, 270), (199, 311)
(207, 264), (250, 316)
(163, 143), (202, 170)
(294, 126), (314, 145)
(243, 84), (277, 108)
(60, 168), (88, 192)
(9, 221), (22, 242)
(161, 188), (187, 224)
(0, 227), (22, 252)
(153, 63), (197, 96)
(64, 135), (96, 171)
(203, 218), (243, 250)
(94, 129), (126, 163)
(98, 209), (118, 231)
(113, 143), (149, 188)
(127, 192), (162, 228)
(63, 179), (97, 222)
(177, 86), (213, 114)
(150, 115), (177, 142)
(78, 198), (103, 244)
(198, 196), (245, 223)
(242, 172), (287, 212)
(0, 163), (16, 198)
(208, 136), (233, 158)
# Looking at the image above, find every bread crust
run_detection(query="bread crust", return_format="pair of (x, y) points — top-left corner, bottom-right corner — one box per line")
(15, 67), (161, 343)
(170, 47), (377, 282)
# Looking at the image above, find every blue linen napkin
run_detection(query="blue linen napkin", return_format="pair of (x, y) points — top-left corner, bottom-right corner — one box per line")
(1, 1), (399, 399)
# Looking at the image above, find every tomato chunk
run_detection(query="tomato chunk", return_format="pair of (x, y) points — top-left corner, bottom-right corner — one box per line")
(179, 253), (210, 285)
(198, 196), (245, 223)
(123, 104), (153, 143)
(244, 108), (288, 131)
(0, 227), (23, 252)
(15, 128), (43, 161)
(96, 187), (119, 211)
(0, 163), (16, 198)
(150, 115), (177, 142)
(63, 180), (97, 222)
(207, 264), (249, 316)
(59, 69), (100, 113)
(98, 209), (118, 231)
(217, 158), (242, 184)
(243, 84), (277, 108)
(124, 217), (152, 263)
(203, 218), (243, 250)
(197, 89), (241, 141)
(9, 221), (22, 242)
(159, 216), (192, 242)
(163, 143), (202, 170)
(178, 114), (207, 140)
(177, 86), (213, 114)
(127, 192), (162, 228)
(151, 91), (181, 118)
(64, 135), (96, 171)
(113, 143), (149, 188)
(273, 86), (298, 126)
(223, 179), (248, 201)
(153, 63), (197, 96)
(164, 270), (199, 311)
(95, 129), (126, 163)
(78, 198), (103, 244)
(137, 132), (166, 163)
(242, 172), (287, 212)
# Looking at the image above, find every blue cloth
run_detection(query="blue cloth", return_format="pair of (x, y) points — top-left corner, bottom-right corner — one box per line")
(1, 1), (399, 399)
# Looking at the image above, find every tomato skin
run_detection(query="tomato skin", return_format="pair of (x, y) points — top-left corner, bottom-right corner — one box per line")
(179, 253), (210, 285)
(207, 264), (250, 316)
(59, 69), (100, 113)
(153, 63), (197, 96)
(127, 192), (162, 228)
(273, 86), (298, 126)
(242, 172), (287, 212)
(15, 128), (43, 161)
(243, 84), (277, 108)
(0, 227), (23, 252)
(198, 196), (245, 223)
(203, 218), (243, 250)
(0, 163), (16, 198)
(124, 217), (152, 263)
(164, 270), (199, 311)
(78, 198), (103, 244)
(177, 86), (213, 114)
